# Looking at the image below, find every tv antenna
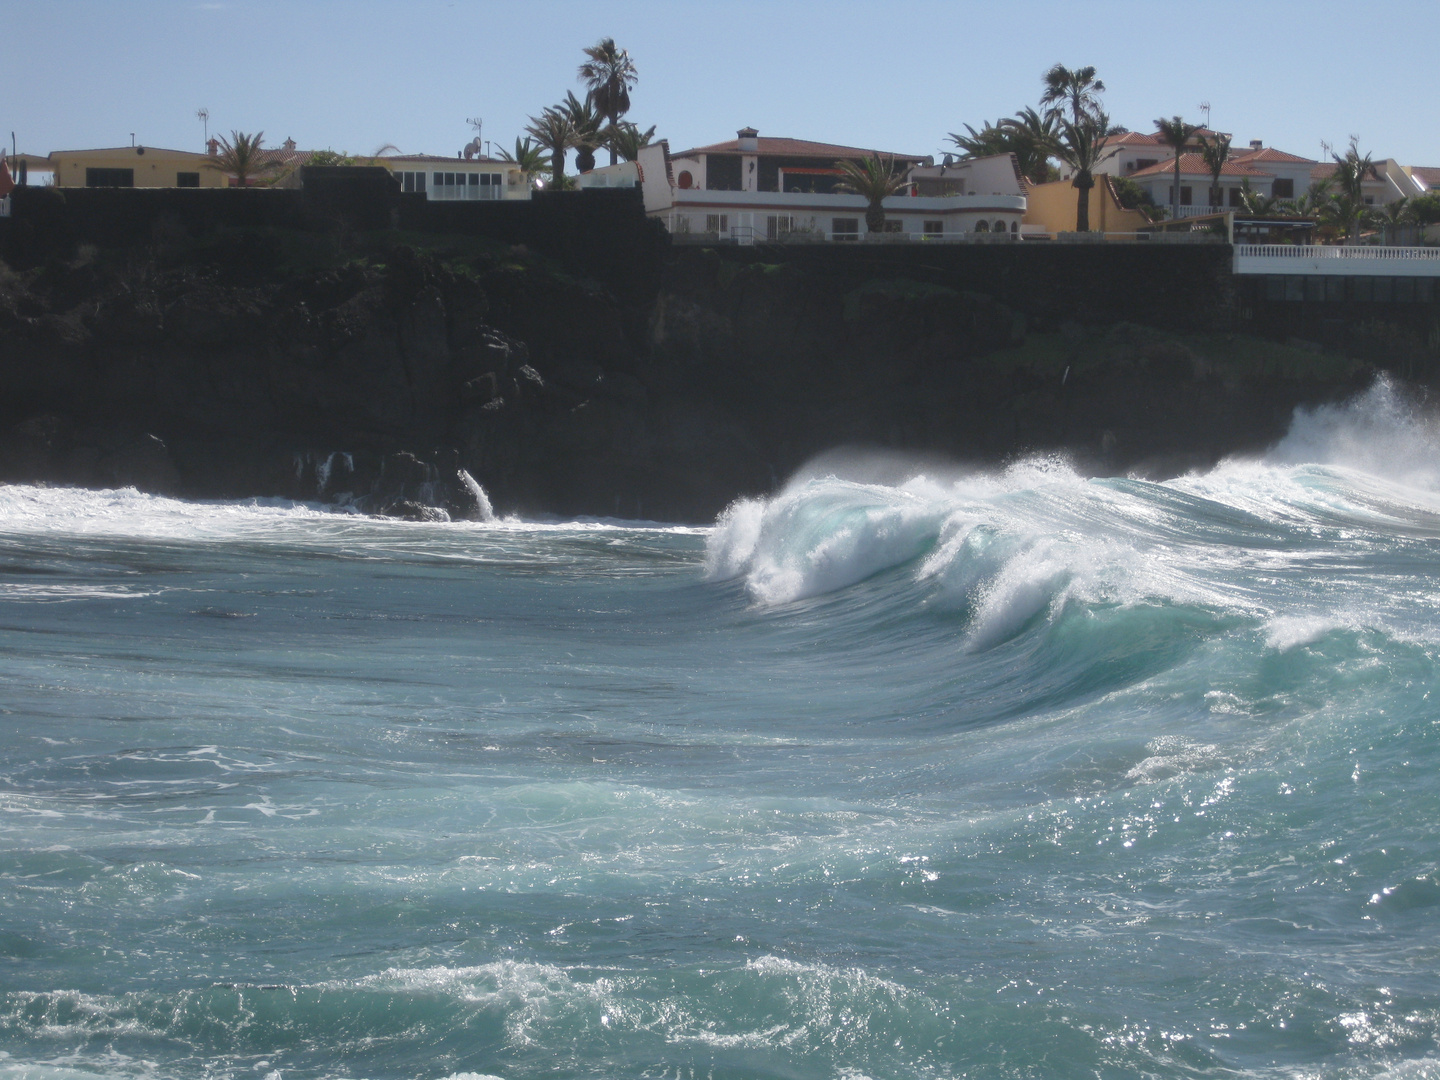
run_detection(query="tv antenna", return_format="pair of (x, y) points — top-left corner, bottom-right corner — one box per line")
(1198, 102), (1210, 126)
(466, 117), (483, 140)
(197, 108), (209, 144)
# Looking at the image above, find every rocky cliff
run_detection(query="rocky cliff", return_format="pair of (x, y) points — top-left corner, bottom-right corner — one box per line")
(0, 218), (1417, 523)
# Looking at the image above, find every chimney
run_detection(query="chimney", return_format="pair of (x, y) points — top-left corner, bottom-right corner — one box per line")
(282, 137), (296, 152)
(1250, 140), (1263, 151)
(207, 137), (219, 156)
(737, 127), (759, 152)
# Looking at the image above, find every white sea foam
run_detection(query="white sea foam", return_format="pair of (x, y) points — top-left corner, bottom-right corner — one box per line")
(0, 484), (703, 544)
(1265, 615), (1344, 652)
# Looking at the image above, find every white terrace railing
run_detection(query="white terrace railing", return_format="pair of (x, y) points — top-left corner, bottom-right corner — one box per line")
(1233, 243), (1440, 276)
(1235, 244), (1440, 260)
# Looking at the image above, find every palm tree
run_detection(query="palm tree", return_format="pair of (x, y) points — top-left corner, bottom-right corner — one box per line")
(834, 155), (912, 234)
(1285, 176), (1333, 218)
(1004, 107), (1060, 185)
(497, 137), (546, 188)
(1040, 64), (1105, 126)
(1238, 179), (1283, 216)
(525, 108), (576, 188)
(607, 121), (657, 164)
(1197, 132), (1232, 211)
(204, 130), (280, 187)
(1047, 110), (1112, 232)
(948, 121), (1012, 161)
(949, 108), (1057, 186)
(1154, 115), (1201, 221)
(561, 91), (604, 173)
(1329, 138), (1375, 243)
(578, 38), (638, 165)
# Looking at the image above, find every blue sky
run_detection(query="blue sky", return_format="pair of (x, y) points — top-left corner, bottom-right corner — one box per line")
(11, 0), (1439, 167)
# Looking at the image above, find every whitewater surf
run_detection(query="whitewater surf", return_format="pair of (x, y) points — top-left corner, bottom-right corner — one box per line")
(3, 379), (1440, 1079)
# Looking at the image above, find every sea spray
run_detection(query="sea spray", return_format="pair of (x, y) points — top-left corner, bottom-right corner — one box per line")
(459, 469), (497, 522)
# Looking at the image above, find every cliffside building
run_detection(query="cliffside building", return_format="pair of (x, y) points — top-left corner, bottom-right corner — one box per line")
(594, 128), (1027, 241)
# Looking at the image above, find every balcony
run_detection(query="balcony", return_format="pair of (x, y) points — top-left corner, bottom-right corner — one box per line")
(1234, 244), (1440, 276)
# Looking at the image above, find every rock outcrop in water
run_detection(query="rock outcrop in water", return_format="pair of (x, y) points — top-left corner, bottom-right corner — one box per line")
(0, 211), (1418, 522)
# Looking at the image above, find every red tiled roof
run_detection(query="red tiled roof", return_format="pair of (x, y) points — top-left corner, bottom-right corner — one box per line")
(1101, 130), (1164, 147)
(671, 135), (928, 162)
(1129, 153), (1270, 179)
(1231, 146), (1316, 165)
(1410, 166), (1440, 188)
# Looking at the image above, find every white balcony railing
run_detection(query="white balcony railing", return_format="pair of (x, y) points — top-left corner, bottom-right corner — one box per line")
(1234, 243), (1440, 276)
(1235, 244), (1440, 260)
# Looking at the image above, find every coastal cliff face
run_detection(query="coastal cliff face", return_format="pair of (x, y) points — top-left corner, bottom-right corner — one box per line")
(0, 217), (1418, 522)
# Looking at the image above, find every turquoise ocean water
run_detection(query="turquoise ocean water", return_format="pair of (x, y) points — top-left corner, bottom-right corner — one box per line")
(4, 382), (1440, 1079)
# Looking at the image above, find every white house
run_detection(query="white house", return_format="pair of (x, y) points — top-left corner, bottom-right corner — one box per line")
(590, 128), (1027, 242)
(380, 153), (530, 201)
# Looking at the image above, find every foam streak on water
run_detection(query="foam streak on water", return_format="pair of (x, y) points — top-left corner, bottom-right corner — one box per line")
(4, 380), (1440, 1079)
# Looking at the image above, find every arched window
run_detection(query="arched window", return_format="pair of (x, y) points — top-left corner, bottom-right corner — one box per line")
(994, 220), (1007, 233)
(677, 170), (694, 189)
(974, 220), (990, 233)
(1010, 221), (1018, 234)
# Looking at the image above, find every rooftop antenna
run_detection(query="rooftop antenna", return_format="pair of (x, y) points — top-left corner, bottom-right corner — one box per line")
(197, 108), (209, 145)
(130, 133), (136, 147)
(1198, 101), (1210, 127)
(466, 116), (483, 140)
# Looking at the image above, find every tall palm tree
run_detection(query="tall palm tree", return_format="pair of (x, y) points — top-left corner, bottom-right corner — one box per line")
(561, 91), (604, 173)
(525, 109), (576, 188)
(1040, 64), (1105, 126)
(1154, 115), (1201, 221)
(834, 155), (912, 234)
(607, 121), (657, 164)
(1047, 110), (1112, 232)
(497, 137), (546, 188)
(1197, 132), (1232, 211)
(204, 130), (279, 187)
(578, 38), (638, 165)
(1329, 138), (1375, 243)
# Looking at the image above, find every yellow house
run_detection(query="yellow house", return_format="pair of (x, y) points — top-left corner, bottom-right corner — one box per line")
(48, 145), (227, 189)
(1023, 175), (1149, 236)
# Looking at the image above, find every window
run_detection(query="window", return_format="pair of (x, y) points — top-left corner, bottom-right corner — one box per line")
(1010, 221), (1018, 234)
(1273, 178), (1294, 199)
(1136, 158), (1158, 171)
(677, 170), (694, 189)
(705, 214), (728, 235)
(85, 168), (133, 187)
(993, 220), (1007, 233)
(1179, 186), (1193, 206)
(974, 220), (990, 233)
(832, 217), (860, 241)
(395, 170), (427, 194)
(176, 172), (200, 188)
(766, 215), (793, 240)
(1229, 187), (1244, 207)
(882, 220), (903, 233)
(923, 220), (943, 235)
